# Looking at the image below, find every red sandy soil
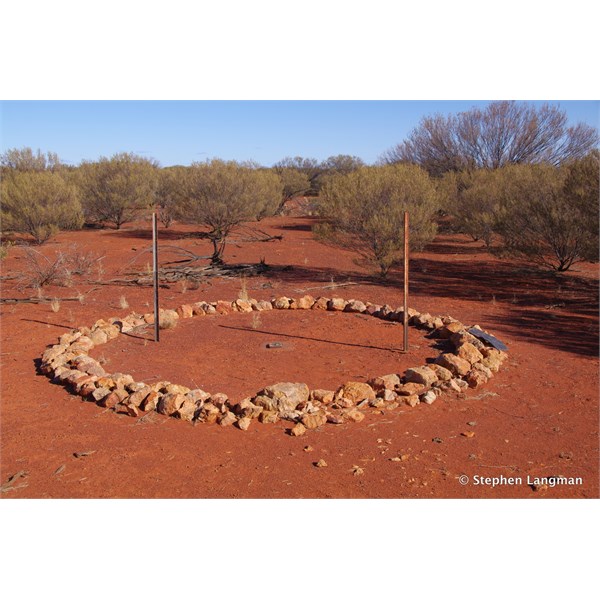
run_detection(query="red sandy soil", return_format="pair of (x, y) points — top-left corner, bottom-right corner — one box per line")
(1, 215), (598, 498)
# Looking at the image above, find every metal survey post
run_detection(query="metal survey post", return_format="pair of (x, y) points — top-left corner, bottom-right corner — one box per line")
(402, 211), (409, 353)
(152, 211), (160, 342)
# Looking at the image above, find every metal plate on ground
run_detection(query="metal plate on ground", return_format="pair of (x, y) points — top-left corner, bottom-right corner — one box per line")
(468, 328), (508, 351)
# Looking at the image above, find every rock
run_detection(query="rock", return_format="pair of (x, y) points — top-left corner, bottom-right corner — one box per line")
(435, 353), (471, 376)
(273, 296), (291, 309)
(185, 389), (211, 405)
(59, 331), (81, 346)
(158, 309), (179, 329)
(430, 364), (453, 382)
(343, 408), (365, 423)
(311, 297), (330, 310)
(309, 389), (334, 405)
(92, 387), (111, 402)
(466, 370), (488, 388)
(258, 410), (280, 424)
(315, 459), (328, 468)
(115, 403), (139, 417)
(438, 321), (466, 339)
(165, 383), (191, 395)
(175, 398), (198, 421)
(254, 395), (278, 412)
(301, 411), (327, 429)
(380, 389), (397, 402)
(327, 297), (347, 311)
(421, 390), (437, 405)
(176, 304), (194, 319)
(334, 382), (376, 405)
(254, 300), (273, 311)
(209, 392), (229, 408)
(384, 401), (399, 410)
(89, 329), (109, 346)
(369, 397), (386, 408)
(261, 382), (310, 412)
(140, 391), (160, 411)
(128, 388), (151, 407)
(157, 393), (187, 416)
(191, 302), (206, 316)
(290, 423), (306, 436)
(198, 403), (220, 424)
(291, 295), (315, 309)
(368, 374), (401, 392)
(450, 330), (484, 350)
(445, 379), (464, 393)
(218, 411), (237, 427)
(457, 342), (484, 365)
(402, 395), (420, 407)
(98, 391), (125, 408)
(365, 303), (382, 316)
(112, 373), (135, 388)
(237, 417), (252, 431)
(455, 378), (469, 390)
(234, 299), (253, 312)
(472, 362), (493, 378)
(240, 402), (263, 420)
(461, 431), (476, 438)
(303, 446), (313, 452)
(344, 299), (367, 313)
(278, 410), (303, 421)
(326, 412), (345, 424)
(404, 366), (438, 387)
(396, 382), (426, 396)
(214, 300), (233, 315)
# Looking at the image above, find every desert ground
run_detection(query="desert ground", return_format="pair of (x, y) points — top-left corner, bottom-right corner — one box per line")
(1, 210), (598, 499)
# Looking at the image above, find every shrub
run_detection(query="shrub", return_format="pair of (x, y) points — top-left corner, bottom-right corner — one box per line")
(176, 160), (282, 264)
(0, 171), (83, 243)
(316, 164), (439, 277)
(78, 153), (159, 229)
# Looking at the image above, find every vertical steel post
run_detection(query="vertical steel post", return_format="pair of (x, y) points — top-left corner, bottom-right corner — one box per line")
(152, 212), (160, 343)
(402, 211), (409, 353)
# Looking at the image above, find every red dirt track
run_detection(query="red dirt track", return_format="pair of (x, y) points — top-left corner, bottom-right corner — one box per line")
(1, 215), (598, 498)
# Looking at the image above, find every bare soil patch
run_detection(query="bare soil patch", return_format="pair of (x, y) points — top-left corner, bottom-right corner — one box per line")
(89, 309), (439, 402)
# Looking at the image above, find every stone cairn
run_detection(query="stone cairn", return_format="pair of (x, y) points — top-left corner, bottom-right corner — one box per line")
(39, 296), (508, 436)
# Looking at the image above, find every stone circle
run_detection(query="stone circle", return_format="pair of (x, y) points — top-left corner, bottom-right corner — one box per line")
(39, 295), (508, 435)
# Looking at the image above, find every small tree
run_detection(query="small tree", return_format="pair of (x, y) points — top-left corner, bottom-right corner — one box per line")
(0, 170), (83, 243)
(178, 160), (282, 264)
(272, 167), (311, 213)
(1, 147), (63, 172)
(497, 161), (598, 271)
(155, 166), (186, 228)
(78, 152), (159, 229)
(316, 164), (439, 277)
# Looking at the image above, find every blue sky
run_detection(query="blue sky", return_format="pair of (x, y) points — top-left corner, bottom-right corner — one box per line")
(1, 100), (598, 167)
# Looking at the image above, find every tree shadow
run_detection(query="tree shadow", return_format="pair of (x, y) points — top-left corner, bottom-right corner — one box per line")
(218, 324), (408, 354)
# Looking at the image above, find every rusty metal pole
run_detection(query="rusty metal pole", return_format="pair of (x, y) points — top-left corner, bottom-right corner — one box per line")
(152, 211), (160, 342)
(402, 211), (409, 353)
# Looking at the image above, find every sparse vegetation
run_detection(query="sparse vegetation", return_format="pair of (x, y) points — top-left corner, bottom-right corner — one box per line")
(0, 170), (84, 243)
(78, 152), (159, 229)
(176, 160), (282, 264)
(316, 164), (439, 277)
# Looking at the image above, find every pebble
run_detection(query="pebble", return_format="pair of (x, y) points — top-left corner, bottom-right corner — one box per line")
(315, 459), (328, 468)
(432, 437), (443, 444)
(461, 431), (475, 438)
(467, 421), (477, 426)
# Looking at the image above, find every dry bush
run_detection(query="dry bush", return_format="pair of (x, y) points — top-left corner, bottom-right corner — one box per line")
(17, 247), (69, 289)
(62, 244), (103, 276)
(316, 164), (439, 277)
(119, 296), (129, 309)
(50, 299), (61, 313)
(158, 310), (179, 330)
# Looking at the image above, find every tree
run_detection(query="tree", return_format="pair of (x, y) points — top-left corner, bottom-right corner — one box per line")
(382, 102), (599, 176)
(272, 167), (311, 213)
(273, 156), (323, 194)
(77, 152), (159, 229)
(316, 164), (439, 277)
(155, 166), (186, 228)
(0, 170), (83, 243)
(495, 161), (598, 271)
(177, 160), (282, 264)
(1, 147), (63, 172)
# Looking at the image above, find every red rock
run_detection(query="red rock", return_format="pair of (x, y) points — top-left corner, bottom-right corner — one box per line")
(290, 423), (306, 436)
(457, 342), (484, 365)
(404, 366), (438, 387)
(327, 297), (347, 311)
(311, 297), (330, 310)
(435, 353), (471, 376)
(309, 389), (334, 404)
(301, 411), (327, 429)
(368, 374), (401, 392)
(396, 382), (426, 396)
(344, 408), (365, 422)
(176, 304), (194, 318)
(334, 382), (376, 404)
(157, 393), (187, 416)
